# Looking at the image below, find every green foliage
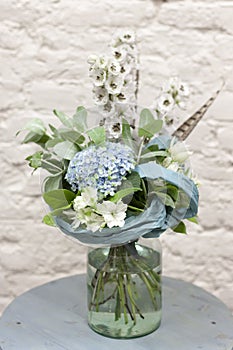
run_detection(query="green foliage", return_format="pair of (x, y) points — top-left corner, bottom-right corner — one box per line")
(26, 151), (43, 169)
(187, 216), (198, 224)
(87, 126), (106, 145)
(43, 189), (76, 210)
(54, 141), (79, 160)
(172, 221), (187, 234)
(42, 213), (56, 226)
(43, 174), (62, 193)
(110, 187), (141, 203)
(138, 109), (163, 138)
(59, 129), (84, 145)
(72, 106), (88, 133)
(53, 109), (73, 128)
(121, 118), (135, 150)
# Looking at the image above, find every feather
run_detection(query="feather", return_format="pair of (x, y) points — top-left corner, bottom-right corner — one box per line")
(172, 84), (223, 141)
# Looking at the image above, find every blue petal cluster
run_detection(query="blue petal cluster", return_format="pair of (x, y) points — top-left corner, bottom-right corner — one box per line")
(65, 142), (136, 196)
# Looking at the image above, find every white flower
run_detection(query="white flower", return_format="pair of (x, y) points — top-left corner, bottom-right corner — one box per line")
(97, 200), (127, 228)
(112, 46), (128, 63)
(108, 59), (121, 76)
(77, 207), (105, 232)
(105, 74), (124, 95)
(169, 139), (191, 163)
(89, 67), (106, 87)
(73, 187), (98, 211)
(99, 100), (116, 117)
(178, 82), (189, 97)
(163, 77), (189, 99)
(156, 93), (175, 116)
(93, 86), (109, 105)
(112, 30), (136, 46)
(87, 54), (99, 65)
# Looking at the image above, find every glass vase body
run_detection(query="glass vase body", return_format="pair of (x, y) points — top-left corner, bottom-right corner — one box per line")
(87, 238), (162, 339)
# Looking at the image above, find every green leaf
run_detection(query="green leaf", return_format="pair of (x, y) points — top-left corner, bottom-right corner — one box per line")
(42, 214), (56, 226)
(122, 171), (141, 189)
(139, 109), (163, 138)
(24, 118), (46, 135)
(73, 106), (88, 133)
(25, 151), (43, 169)
(43, 174), (62, 192)
(87, 126), (106, 145)
(172, 221), (187, 234)
(122, 118), (135, 150)
(53, 110), (73, 128)
(45, 138), (63, 149)
(187, 216), (199, 224)
(156, 192), (175, 208)
(176, 190), (190, 209)
(54, 141), (79, 160)
(50, 203), (72, 216)
(59, 129), (84, 145)
(110, 187), (141, 203)
(22, 131), (43, 144)
(43, 189), (76, 209)
(41, 157), (63, 174)
(140, 150), (168, 159)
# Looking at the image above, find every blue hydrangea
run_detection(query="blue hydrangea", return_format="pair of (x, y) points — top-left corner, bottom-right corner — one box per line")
(65, 142), (136, 196)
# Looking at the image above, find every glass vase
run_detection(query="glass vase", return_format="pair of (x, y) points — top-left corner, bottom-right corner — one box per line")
(87, 238), (162, 339)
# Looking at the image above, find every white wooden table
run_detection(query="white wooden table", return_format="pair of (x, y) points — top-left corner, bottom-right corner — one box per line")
(0, 275), (232, 350)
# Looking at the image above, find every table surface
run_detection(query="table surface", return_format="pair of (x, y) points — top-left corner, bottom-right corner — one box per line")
(0, 275), (232, 350)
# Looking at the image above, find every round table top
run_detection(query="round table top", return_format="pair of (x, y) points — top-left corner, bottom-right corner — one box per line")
(0, 275), (232, 350)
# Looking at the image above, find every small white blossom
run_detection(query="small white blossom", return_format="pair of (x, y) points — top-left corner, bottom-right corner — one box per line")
(156, 93), (175, 116)
(105, 74), (124, 95)
(93, 86), (109, 105)
(89, 67), (106, 87)
(87, 54), (99, 65)
(169, 139), (191, 163)
(97, 200), (127, 228)
(78, 207), (105, 232)
(111, 30), (136, 47)
(73, 187), (98, 211)
(99, 101), (116, 117)
(112, 46), (128, 63)
(108, 59), (121, 76)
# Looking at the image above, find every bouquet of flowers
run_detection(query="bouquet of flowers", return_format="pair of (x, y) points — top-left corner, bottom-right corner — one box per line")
(18, 31), (220, 338)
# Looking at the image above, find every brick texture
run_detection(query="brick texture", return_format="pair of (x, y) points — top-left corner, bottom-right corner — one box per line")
(0, 0), (233, 315)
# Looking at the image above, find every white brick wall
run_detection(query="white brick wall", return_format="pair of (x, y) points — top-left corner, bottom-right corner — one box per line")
(1, 0), (233, 315)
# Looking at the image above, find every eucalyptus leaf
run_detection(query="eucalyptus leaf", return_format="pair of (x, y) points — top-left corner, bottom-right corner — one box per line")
(138, 120), (163, 138)
(22, 131), (43, 144)
(45, 138), (63, 149)
(43, 174), (62, 192)
(43, 189), (76, 209)
(24, 118), (46, 135)
(140, 150), (168, 159)
(110, 187), (141, 203)
(41, 158), (63, 174)
(73, 106), (88, 133)
(87, 126), (106, 145)
(59, 130), (84, 145)
(139, 108), (163, 138)
(25, 151), (43, 169)
(122, 118), (135, 150)
(54, 141), (79, 160)
(53, 110), (73, 128)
